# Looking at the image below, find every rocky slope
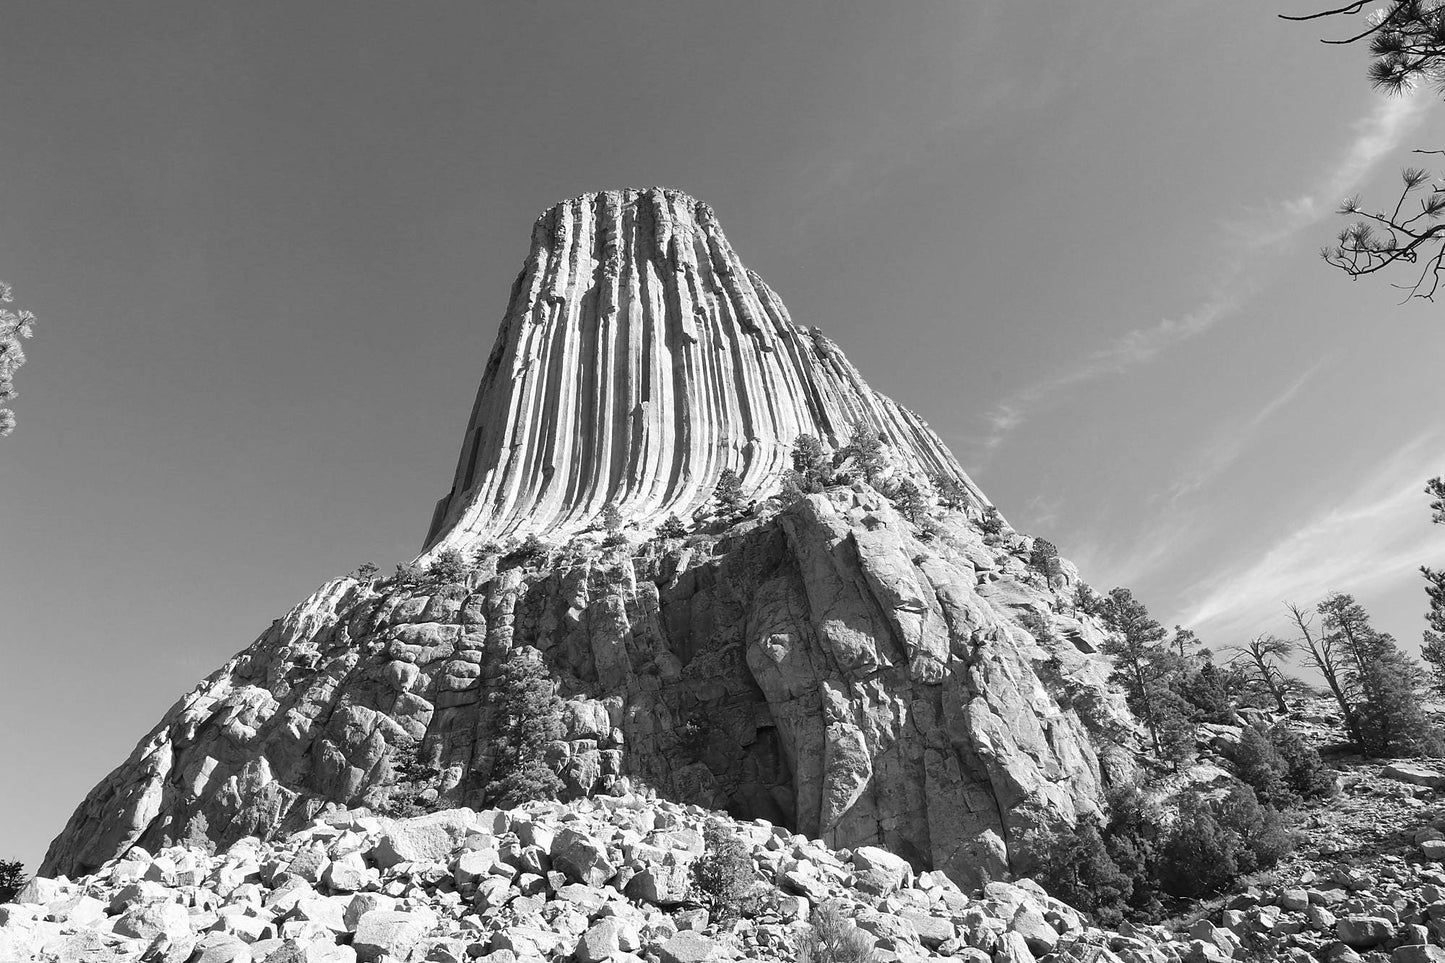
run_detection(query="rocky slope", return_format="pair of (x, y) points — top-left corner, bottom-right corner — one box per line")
(40, 188), (1135, 895)
(20, 740), (1445, 961)
(9, 796), (1173, 963)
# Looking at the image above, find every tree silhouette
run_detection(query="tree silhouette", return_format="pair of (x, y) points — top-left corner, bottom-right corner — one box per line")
(1283, 2), (1445, 299)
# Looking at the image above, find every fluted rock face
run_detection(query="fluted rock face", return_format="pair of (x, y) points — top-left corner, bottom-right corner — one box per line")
(43, 189), (1137, 890)
(423, 188), (983, 548)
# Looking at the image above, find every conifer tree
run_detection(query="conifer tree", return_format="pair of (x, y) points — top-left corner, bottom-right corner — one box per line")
(483, 649), (565, 807)
(0, 860), (25, 903)
(1420, 478), (1445, 695)
(930, 472), (971, 511)
(890, 477), (928, 524)
(1099, 588), (1194, 766)
(1282, 3), (1445, 299)
(1302, 592), (1431, 755)
(790, 434), (831, 485)
(427, 547), (472, 586)
(714, 469), (745, 511)
(841, 422), (886, 486)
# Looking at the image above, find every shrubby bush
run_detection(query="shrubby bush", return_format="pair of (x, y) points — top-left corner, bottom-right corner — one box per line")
(692, 821), (760, 921)
(428, 547), (472, 585)
(1268, 724), (1337, 801)
(796, 902), (879, 963)
(510, 534), (547, 565)
(677, 716), (709, 761)
(781, 434), (835, 506)
(657, 514), (688, 539)
(978, 505), (1005, 538)
(1027, 786), (1161, 925)
(391, 549), (472, 591)
(392, 561), (426, 589)
(1232, 725), (1294, 809)
(1031, 780), (1294, 919)
(1026, 814), (1137, 926)
(1155, 793), (1239, 899)
(930, 472), (971, 511)
(889, 478), (927, 524)
(1158, 786), (1293, 898)
(1175, 654), (1255, 724)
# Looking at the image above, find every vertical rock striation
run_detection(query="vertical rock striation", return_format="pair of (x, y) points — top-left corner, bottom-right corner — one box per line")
(423, 188), (983, 549)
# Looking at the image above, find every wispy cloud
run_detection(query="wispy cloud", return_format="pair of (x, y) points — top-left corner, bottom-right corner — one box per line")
(1264, 92), (1432, 241)
(1177, 432), (1445, 642)
(1166, 357), (1332, 503)
(975, 92), (1428, 456)
(981, 291), (1244, 447)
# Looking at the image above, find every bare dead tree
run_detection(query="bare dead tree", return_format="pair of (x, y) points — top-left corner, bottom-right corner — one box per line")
(1288, 601), (1363, 743)
(1228, 634), (1297, 713)
(1282, 1), (1445, 299)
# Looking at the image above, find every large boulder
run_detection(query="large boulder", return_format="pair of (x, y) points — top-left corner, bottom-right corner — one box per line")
(552, 828), (616, 887)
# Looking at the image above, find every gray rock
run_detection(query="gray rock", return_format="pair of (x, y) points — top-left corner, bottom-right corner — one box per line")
(369, 810), (479, 868)
(850, 846), (910, 894)
(112, 900), (191, 944)
(352, 909), (434, 963)
(900, 909), (955, 948)
(658, 931), (718, 963)
(1383, 763), (1445, 788)
(1337, 916), (1393, 949)
(191, 932), (255, 963)
(992, 931), (1036, 963)
(14, 877), (66, 906)
(575, 918), (624, 962)
(1010, 905), (1058, 955)
(622, 858), (690, 905)
(551, 829), (615, 887)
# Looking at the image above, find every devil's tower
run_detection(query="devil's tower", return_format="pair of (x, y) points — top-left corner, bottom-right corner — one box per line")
(43, 188), (1134, 887)
(423, 189), (983, 548)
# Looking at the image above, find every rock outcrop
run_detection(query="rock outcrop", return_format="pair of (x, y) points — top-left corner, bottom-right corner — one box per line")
(42, 189), (1135, 894)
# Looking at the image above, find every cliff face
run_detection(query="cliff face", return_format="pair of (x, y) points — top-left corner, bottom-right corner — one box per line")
(422, 188), (983, 548)
(43, 189), (1135, 888)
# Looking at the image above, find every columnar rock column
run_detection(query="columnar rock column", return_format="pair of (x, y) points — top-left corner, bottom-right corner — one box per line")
(423, 188), (984, 548)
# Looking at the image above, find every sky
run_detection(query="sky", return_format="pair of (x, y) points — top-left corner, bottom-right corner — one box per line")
(3, 1), (1444, 872)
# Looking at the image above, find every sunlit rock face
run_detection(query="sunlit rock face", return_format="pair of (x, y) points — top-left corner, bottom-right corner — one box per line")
(43, 189), (1136, 889)
(422, 188), (984, 549)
